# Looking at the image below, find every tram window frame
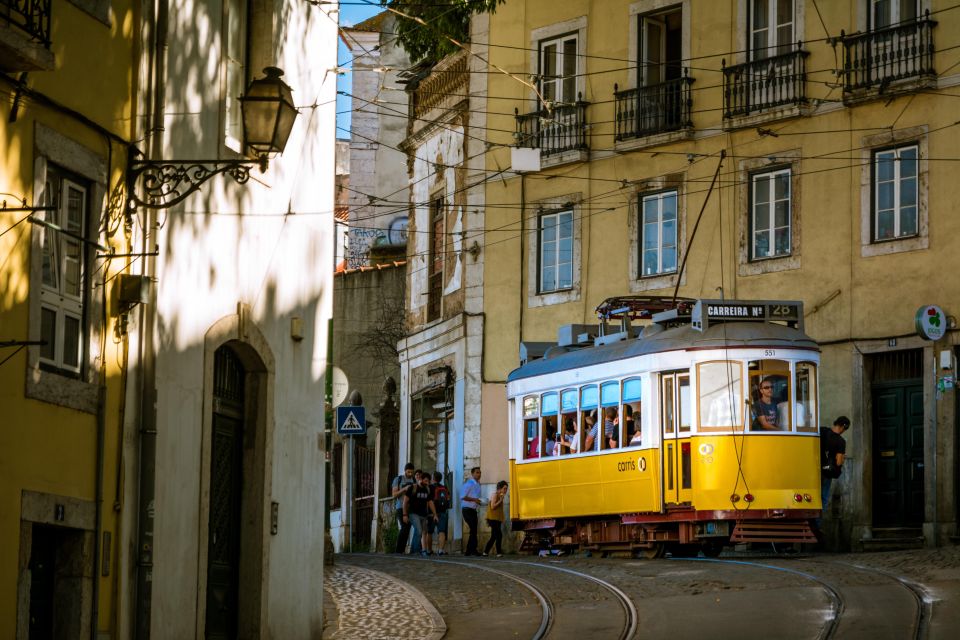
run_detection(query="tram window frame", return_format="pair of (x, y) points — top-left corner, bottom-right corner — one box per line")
(793, 361), (818, 433)
(535, 391), (559, 459)
(623, 377), (642, 447)
(580, 384), (598, 453)
(697, 360), (745, 432)
(599, 381), (620, 450)
(559, 388), (578, 456)
(748, 359), (791, 432)
(678, 374), (691, 433)
(522, 395), (540, 460)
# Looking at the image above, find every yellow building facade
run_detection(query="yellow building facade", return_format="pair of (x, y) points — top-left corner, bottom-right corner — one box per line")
(482, 0), (959, 549)
(1, 0), (135, 635)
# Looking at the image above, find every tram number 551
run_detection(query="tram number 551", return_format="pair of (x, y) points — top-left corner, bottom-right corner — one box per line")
(763, 349), (777, 357)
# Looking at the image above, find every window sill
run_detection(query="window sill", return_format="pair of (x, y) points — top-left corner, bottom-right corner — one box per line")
(629, 271), (681, 294)
(529, 286), (580, 309)
(739, 253), (800, 277)
(25, 365), (98, 414)
(0, 27), (55, 72)
(723, 104), (809, 132)
(615, 128), (693, 153)
(861, 234), (928, 258)
(843, 75), (937, 107)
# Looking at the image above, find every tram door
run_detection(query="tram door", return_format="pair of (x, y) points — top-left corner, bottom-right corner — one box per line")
(660, 372), (693, 506)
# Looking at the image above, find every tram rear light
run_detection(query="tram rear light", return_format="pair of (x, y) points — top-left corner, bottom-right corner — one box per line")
(793, 493), (803, 503)
(744, 493), (755, 503)
(730, 493), (741, 504)
(803, 494), (812, 502)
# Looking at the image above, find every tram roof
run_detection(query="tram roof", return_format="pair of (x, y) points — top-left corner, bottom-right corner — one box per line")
(507, 321), (819, 383)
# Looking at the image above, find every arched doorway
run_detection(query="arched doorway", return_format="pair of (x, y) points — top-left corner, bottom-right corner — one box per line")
(206, 345), (245, 638)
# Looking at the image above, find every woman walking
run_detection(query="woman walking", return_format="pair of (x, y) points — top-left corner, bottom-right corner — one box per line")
(483, 481), (508, 557)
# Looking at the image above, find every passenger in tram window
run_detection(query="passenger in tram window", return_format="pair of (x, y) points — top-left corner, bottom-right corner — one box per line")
(751, 376), (781, 431)
(557, 417), (578, 455)
(603, 406), (619, 449)
(583, 410), (599, 451)
(544, 420), (558, 457)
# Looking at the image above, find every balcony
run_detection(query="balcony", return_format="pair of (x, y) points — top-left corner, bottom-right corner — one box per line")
(723, 47), (808, 120)
(0, 0), (54, 72)
(614, 72), (693, 142)
(515, 98), (589, 160)
(841, 13), (936, 98)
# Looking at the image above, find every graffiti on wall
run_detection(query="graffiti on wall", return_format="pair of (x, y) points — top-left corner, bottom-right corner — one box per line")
(346, 216), (408, 268)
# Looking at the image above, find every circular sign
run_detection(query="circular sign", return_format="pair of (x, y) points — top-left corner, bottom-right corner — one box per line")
(916, 305), (946, 341)
(332, 366), (349, 408)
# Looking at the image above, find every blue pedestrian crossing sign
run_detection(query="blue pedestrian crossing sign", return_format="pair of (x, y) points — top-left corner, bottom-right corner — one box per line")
(336, 406), (366, 435)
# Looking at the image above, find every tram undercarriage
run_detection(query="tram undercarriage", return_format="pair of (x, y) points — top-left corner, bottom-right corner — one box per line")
(516, 510), (819, 558)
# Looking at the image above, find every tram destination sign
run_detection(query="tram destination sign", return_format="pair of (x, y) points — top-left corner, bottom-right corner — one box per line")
(692, 300), (803, 331)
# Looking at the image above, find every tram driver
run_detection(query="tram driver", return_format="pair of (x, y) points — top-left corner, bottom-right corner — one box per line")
(752, 376), (783, 431)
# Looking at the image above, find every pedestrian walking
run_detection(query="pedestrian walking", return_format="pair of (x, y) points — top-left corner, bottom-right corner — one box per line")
(410, 470), (424, 553)
(392, 463), (415, 553)
(817, 416), (850, 533)
(431, 471), (451, 555)
(403, 470), (439, 557)
(460, 467), (482, 556)
(483, 481), (508, 557)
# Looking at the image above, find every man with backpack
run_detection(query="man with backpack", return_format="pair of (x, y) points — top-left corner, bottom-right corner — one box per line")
(431, 471), (451, 555)
(392, 463), (415, 553)
(403, 470), (439, 557)
(818, 416), (851, 534)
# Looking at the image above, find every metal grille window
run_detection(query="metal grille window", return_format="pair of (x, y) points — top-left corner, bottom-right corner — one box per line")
(539, 210), (573, 293)
(873, 144), (918, 241)
(639, 191), (678, 277)
(751, 167), (791, 260)
(39, 166), (89, 374)
(539, 33), (578, 105)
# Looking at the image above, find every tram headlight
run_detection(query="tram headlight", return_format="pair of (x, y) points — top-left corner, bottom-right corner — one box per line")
(744, 493), (755, 503)
(803, 493), (813, 502)
(730, 493), (741, 504)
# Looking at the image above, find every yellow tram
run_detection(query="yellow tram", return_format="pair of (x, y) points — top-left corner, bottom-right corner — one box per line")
(507, 297), (822, 557)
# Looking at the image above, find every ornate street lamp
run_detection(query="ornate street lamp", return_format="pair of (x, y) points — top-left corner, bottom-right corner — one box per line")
(127, 67), (299, 210)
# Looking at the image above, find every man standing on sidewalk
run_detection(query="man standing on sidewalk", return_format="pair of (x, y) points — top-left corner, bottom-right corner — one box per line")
(392, 463), (415, 553)
(818, 416), (850, 533)
(460, 467), (483, 556)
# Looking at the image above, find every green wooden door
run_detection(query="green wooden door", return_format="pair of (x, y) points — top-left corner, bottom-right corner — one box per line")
(872, 382), (924, 526)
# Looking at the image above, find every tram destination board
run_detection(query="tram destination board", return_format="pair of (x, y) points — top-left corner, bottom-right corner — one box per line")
(693, 300), (803, 331)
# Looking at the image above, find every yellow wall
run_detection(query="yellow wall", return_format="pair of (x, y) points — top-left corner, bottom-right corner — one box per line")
(483, 0), (960, 416)
(0, 0), (136, 635)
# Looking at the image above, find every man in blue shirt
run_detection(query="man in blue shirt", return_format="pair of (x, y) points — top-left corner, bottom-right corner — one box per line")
(460, 467), (483, 556)
(391, 463), (415, 553)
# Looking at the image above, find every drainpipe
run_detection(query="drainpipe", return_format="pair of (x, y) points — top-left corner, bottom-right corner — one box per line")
(91, 266), (108, 638)
(135, 0), (167, 636)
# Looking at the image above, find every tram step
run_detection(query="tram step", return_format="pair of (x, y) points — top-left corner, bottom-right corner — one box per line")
(730, 520), (818, 544)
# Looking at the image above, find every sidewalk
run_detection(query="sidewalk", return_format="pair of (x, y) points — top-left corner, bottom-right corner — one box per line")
(322, 562), (445, 640)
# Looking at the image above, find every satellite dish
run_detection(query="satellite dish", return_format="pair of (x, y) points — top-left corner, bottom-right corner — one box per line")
(332, 367), (349, 408)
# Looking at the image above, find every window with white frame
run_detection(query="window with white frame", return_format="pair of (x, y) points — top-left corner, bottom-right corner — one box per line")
(39, 164), (89, 374)
(873, 144), (918, 241)
(639, 190), (678, 277)
(539, 209), (573, 293)
(539, 33), (578, 105)
(750, 0), (795, 59)
(751, 167), (791, 260)
(871, 0), (918, 29)
(224, 0), (249, 149)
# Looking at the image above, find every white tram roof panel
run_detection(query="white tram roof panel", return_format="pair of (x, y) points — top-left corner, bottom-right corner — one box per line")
(507, 304), (818, 383)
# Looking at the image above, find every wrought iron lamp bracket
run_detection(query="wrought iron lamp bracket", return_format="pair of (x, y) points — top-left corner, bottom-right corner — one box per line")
(127, 157), (267, 210)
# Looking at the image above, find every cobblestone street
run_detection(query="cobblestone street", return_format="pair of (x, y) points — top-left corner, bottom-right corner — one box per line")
(323, 546), (960, 639)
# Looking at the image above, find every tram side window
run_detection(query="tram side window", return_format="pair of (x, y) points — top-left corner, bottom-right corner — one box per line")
(558, 389), (578, 456)
(794, 362), (818, 433)
(748, 360), (790, 431)
(599, 381), (620, 450)
(678, 375), (691, 433)
(522, 395), (540, 460)
(580, 385), (598, 453)
(623, 377), (642, 446)
(698, 361), (744, 431)
(535, 391), (559, 458)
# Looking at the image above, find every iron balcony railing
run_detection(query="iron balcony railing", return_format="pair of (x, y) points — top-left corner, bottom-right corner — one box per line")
(723, 46), (808, 119)
(515, 97), (589, 157)
(842, 12), (936, 93)
(1, 0), (52, 47)
(614, 72), (693, 141)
